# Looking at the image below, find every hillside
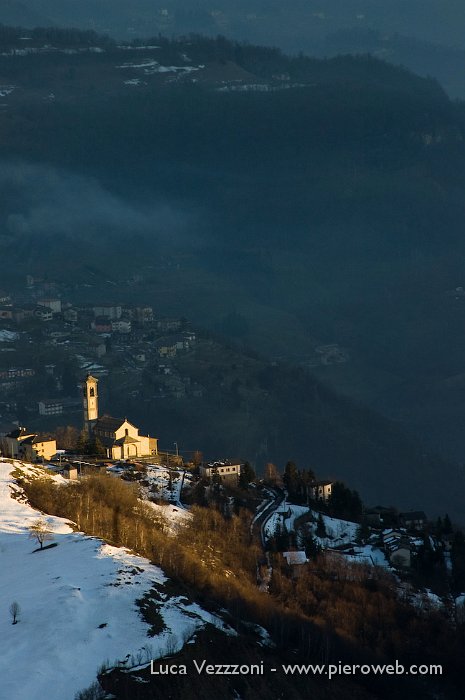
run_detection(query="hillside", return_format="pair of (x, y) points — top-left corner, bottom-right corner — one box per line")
(1, 31), (465, 514)
(9, 459), (465, 700)
(0, 460), (382, 699)
(0, 460), (231, 699)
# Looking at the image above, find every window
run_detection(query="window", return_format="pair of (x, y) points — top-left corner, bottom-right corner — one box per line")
(89, 387), (95, 397)
(125, 428), (129, 436)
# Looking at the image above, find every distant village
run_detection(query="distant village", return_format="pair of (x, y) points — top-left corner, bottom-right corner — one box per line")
(0, 273), (204, 439)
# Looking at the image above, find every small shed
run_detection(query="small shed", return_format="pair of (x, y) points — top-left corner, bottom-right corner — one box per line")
(62, 465), (78, 480)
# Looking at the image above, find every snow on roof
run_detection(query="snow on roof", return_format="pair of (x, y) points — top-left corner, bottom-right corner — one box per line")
(0, 330), (18, 342)
(283, 551), (307, 565)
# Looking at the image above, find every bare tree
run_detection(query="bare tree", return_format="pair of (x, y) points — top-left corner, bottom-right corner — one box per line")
(9, 601), (20, 624)
(264, 462), (280, 485)
(29, 518), (54, 550)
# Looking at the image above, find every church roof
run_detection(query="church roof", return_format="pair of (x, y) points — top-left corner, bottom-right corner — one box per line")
(113, 435), (139, 445)
(6, 427), (35, 439)
(21, 434), (55, 445)
(94, 415), (124, 431)
(94, 436), (116, 448)
(94, 415), (138, 432)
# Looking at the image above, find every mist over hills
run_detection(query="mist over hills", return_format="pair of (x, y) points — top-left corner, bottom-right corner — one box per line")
(6, 0), (465, 47)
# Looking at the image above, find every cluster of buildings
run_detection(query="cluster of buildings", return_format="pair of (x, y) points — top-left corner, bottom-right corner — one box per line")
(0, 276), (203, 431)
(0, 374), (158, 463)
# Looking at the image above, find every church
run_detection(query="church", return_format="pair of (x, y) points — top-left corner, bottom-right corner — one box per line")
(82, 375), (158, 460)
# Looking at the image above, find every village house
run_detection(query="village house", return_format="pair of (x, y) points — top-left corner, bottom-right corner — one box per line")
(34, 306), (53, 322)
(363, 506), (399, 528)
(91, 317), (112, 333)
(122, 305), (154, 325)
(156, 317), (183, 333)
(308, 479), (334, 503)
(38, 399), (64, 416)
(135, 306), (154, 325)
(400, 511), (427, 531)
(1, 427), (56, 462)
(200, 460), (241, 485)
(160, 375), (186, 399)
(37, 298), (62, 314)
(63, 306), (78, 323)
(111, 318), (131, 334)
(169, 333), (193, 351)
(155, 338), (177, 357)
(282, 550), (307, 578)
(0, 368), (35, 380)
(14, 304), (37, 323)
(92, 304), (122, 320)
(383, 529), (411, 568)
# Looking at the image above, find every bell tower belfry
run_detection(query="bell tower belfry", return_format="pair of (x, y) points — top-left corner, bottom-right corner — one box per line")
(82, 374), (99, 433)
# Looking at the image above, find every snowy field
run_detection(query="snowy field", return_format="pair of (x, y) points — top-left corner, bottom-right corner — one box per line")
(263, 503), (359, 546)
(117, 59), (203, 75)
(263, 503), (309, 540)
(308, 510), (360, 548)
(0, 460), (222, 700)
(143, 464), (193, 505)
(263, 502), (390, 567)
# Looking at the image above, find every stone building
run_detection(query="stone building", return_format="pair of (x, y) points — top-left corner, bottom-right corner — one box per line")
(81, 375), (158, 460)
(1, 427), (56, 462)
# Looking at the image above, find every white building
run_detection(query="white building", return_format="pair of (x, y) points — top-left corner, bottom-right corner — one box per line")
(111, 318), (131, 334)
(38, 399), (63, 416)
(309, 480), (334, 502)
(37, 298), (62, 314)
(200, 460), (241, 485)
(92, 304), (122, 320)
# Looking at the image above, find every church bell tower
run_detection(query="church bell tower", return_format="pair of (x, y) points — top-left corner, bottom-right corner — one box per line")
(82, 374), (99, 433)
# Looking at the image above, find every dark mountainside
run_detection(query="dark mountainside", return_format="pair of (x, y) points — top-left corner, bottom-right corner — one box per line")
(2, 29), (465, 519)
(7, 1), (465, 97)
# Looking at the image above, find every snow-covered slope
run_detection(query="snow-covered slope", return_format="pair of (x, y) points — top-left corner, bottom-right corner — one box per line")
(0, 460), (222, 700)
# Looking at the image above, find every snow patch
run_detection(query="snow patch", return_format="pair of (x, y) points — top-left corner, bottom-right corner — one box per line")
(0, 461), (220, 700)
(0, 329), (19, 342)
